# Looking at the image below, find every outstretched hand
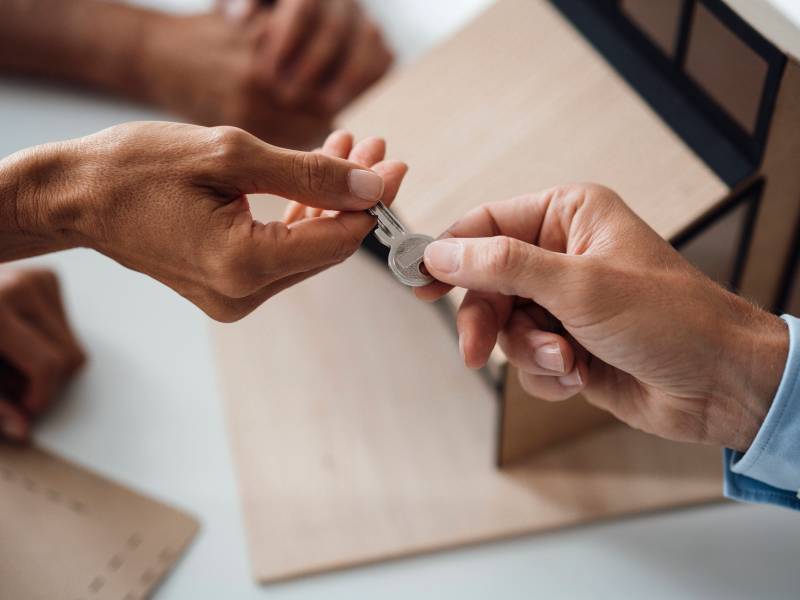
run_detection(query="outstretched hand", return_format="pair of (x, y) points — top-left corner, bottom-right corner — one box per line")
(1, 123), (406, 322)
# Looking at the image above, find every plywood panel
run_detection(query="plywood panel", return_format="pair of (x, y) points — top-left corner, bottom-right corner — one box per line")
(212, 204), (723, 581)
(339, 0), (729, 243)
(500, 366), (617, 466)
(0, 445), (198, 600)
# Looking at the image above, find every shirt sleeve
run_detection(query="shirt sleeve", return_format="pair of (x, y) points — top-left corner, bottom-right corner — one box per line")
(723, 314), (800, 511)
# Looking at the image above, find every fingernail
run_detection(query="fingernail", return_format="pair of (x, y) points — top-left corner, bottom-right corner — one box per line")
(348, 170), (384, 202)
(558, 368), (583, 388)
(458, 332), (466, 363)
(2, 418), (25, 441)
(425, 240), (462, 273)
(535, 343), (565, 373)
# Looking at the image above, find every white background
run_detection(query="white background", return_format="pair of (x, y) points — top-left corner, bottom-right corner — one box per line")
(2, 1), (800, 598)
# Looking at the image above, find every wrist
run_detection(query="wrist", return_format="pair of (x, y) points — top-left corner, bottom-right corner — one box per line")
(0, 142), (92, 256)
(711, 302), (789, 452)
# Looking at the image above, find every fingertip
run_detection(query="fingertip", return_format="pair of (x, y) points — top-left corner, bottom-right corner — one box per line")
(414, 281), (451, 302)
(373, 160), (408, 207)
(518, 369), (584, 402)
(355, 136), (386, 151)
(283, 201), (306, 224)
(375, 159), (408, 175)
(349, 136), (387, 168)
(557, 361), (588, 391)
(322, 130), (354, 157)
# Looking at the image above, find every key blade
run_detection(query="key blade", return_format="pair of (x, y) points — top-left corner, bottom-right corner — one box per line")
(369, 202), (406, 236)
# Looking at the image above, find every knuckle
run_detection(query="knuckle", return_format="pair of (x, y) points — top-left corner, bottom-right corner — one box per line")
(484, 236), (518, 278)
(555, 182), (621, 211)
(582, 183), (620, 208)
(209, 126), (250, 162)
(291, 152), (329, 194)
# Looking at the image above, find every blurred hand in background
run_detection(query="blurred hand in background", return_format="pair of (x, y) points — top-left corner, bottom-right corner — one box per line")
(418, 184), (789, 453)
(0, 268), (85, 443)
(0, 0), (393, 148)
(216, 0), (393, 111)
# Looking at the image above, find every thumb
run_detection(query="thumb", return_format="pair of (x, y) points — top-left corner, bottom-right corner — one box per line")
(252, 145), (385, 211)
(423, 236), (569, 306)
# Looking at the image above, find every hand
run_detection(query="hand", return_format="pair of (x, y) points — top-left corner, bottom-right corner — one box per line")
(0, 268), (85, 443)
(417, 184), (789, 452)
(145, 0), (393, 147)
(2, 122), (405, 322)
(260, 0), (393, 113)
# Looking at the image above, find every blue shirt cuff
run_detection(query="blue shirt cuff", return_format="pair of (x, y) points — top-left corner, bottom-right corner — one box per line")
(724, 448), (800, 510)
(725, 315), (800, 504)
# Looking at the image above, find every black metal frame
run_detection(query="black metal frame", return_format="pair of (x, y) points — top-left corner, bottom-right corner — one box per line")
(551, 0), (786, 185)
(672, 177), (764, 292)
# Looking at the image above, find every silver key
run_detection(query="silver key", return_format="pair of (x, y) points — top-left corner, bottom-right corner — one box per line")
(368, 202), (434, 287)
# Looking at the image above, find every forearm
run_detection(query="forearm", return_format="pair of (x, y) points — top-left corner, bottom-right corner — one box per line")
(0, 0), (165, 101)
(0, 142), (89, 262)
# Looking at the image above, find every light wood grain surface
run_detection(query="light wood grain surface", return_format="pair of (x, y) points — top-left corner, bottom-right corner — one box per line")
(339, 0), (730, 242)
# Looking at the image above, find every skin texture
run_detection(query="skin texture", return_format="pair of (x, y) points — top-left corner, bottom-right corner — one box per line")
(0, 268), (85, 442)
(0, 123), (406, 323)
(418, 184), (790, 452)
(0, 126), (404, 441)
(0, 0), (392, 148)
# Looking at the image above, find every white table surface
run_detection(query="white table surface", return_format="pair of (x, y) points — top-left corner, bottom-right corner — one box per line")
(3, 1), (800, 598)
